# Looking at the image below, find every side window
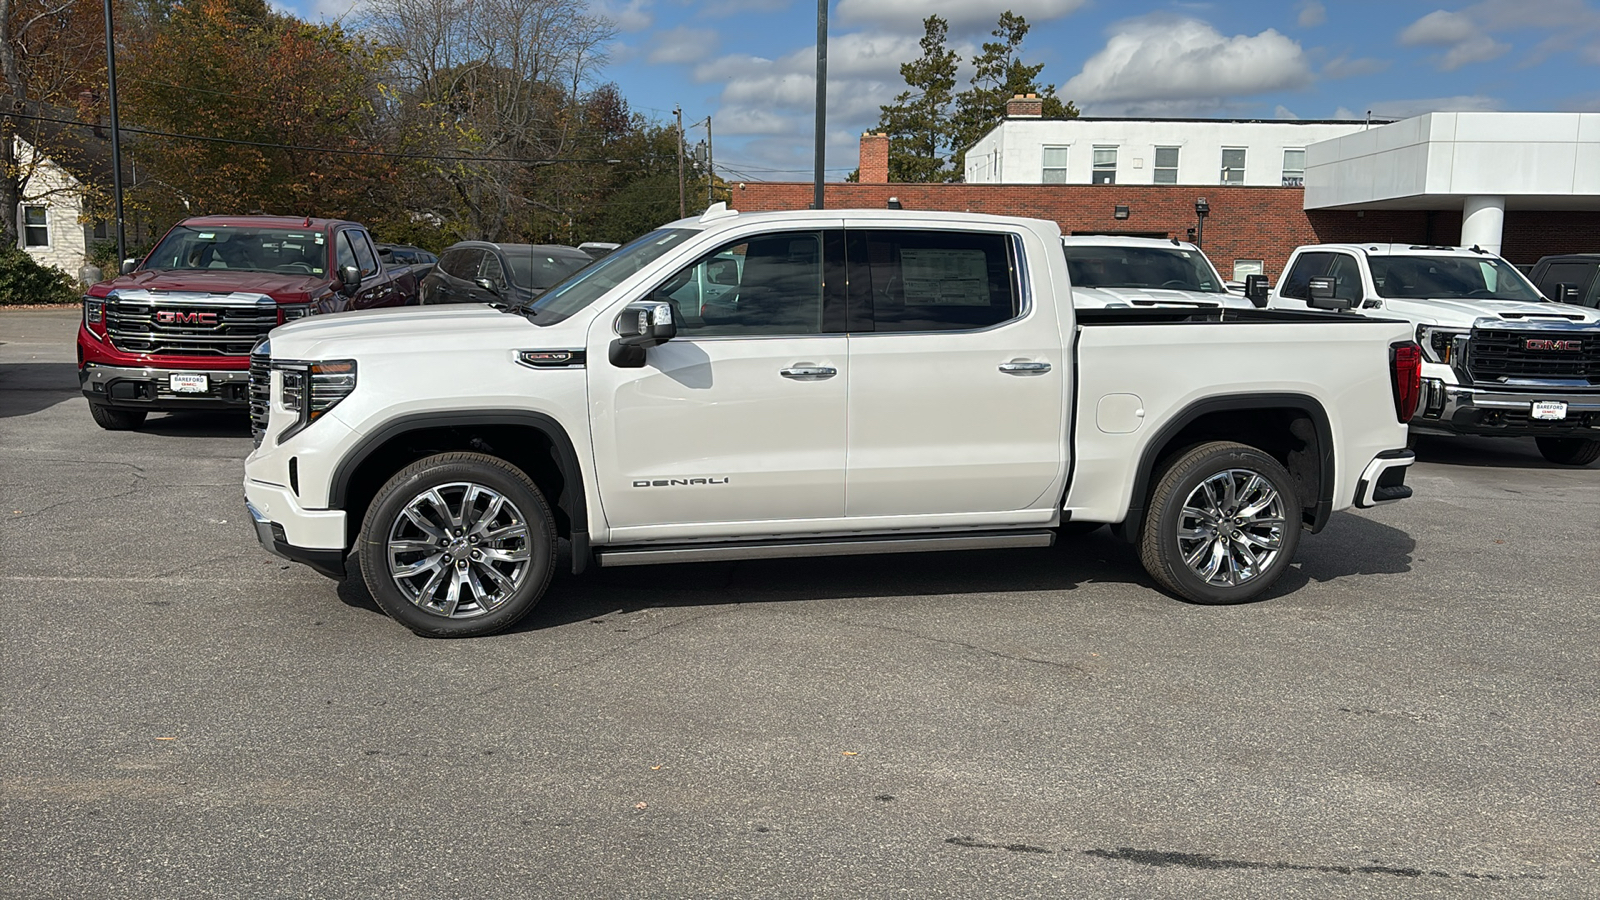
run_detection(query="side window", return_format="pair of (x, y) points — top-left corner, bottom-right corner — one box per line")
(443, 249), (482, 279)
(852, 230), (1019, 333)
(352, 232), (380, 277)
(478, 252), (507, 289)
(648, 230), (825, 336)
(1279, 252), (1334, 299)
(336, 231), (360, 276)
(1325, 254), (1363, 302)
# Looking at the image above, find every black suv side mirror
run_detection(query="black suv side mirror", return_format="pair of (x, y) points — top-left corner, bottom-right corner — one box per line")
(474, 277), (501, 297)
(338, 264), (362, 296)
(1554, 283), (1578, 304)
(1306, 276), (1352, 311)
(1244, 274), (1269, 307)
(609, 300), (677, 368)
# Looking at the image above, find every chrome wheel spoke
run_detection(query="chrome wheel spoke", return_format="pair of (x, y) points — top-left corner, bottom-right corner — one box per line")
(479, 546), (529, 564)
(482, 524), (526, 542)
(402, 507), (445, 541)
(1177, 467), (1286, 588)
(476, 562), (518, 597)
(389, 539), (439, 554)
(386, 480), (534, 619)
(467, 495), (506, 537)
(393, 554), (445, 578)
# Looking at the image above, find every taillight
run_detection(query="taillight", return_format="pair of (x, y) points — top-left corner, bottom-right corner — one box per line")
(1390, 342), (1422, 423)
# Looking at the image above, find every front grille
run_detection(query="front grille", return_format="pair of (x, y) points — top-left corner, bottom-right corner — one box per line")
(249, 351), (271, 446)
(106, 298), (279, 356)
(1466, 328), (1600, 383)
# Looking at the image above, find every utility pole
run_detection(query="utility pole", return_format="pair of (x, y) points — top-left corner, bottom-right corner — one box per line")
(102, 0), (126, 264)
(706, 115), (714, 207)
(813, 0), (827, 210)
(675, 105), (685, 219)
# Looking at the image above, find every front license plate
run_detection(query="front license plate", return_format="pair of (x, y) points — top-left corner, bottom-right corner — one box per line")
(1531, 400), (1568, 421)
(169, 374), (209, 394)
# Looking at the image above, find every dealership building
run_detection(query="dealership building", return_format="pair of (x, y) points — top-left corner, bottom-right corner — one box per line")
(735, 98), (1600, 281)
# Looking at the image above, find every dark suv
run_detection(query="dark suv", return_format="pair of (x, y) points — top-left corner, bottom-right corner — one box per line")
(420, 242), (592, 306)
(1527, 253), (1600, 308)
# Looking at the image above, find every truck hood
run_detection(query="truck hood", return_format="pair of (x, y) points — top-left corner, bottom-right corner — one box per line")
(263, 303), (559, 360)
(91, 269), (332, 303)
(1377, 297), (1600, 328)
(1071, 285), (1251, 310)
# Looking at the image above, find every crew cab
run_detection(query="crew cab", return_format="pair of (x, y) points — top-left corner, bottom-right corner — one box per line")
(1060, 236), (1258, 309)
(78, 216), (420, 431)
(1269, 243), (1600, 466)
(244, 207), (1419, 637)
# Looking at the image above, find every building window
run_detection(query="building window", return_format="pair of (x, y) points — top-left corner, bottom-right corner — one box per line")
(1282, 148), (1306, 187)
(1220, 148), (1246, 185)
(1092, 146), (1117, 185)
(1153, 147), (1179, 184)
(1233, 259), (1264, 282)
(22, 206), (48, 247)
(1041, 147), (1069, 184)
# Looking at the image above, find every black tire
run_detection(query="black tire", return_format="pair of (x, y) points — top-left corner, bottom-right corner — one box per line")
(358, 452), (556, 637)
(89, 403), (147, 431)
(1138, 441), (1302, 606)
(1535, 437), (1600, 466)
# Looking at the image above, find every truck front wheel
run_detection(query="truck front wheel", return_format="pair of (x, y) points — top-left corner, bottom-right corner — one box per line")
(1534, 437), (1600, 466)
(1138, 442), (1302, 605)
(88, 403), (147, 431)
(358, 452), (556, 637)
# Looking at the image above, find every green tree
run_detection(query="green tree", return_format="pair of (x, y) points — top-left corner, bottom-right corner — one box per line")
(874, 15), (959, 183)
(949, 12), (1077, 176)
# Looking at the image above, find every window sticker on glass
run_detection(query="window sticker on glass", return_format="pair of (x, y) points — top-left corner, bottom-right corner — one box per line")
(315, 234), (325, 244)
(198, 233), (215, 239)
(900, 249), (991, 306)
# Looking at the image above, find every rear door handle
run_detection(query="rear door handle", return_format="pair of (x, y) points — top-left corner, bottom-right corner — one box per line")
(780, 366), (837, 381)
(999, 361), (1052, 375)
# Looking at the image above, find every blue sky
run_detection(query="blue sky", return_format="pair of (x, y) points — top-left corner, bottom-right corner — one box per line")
(284, 0), (1600, 182)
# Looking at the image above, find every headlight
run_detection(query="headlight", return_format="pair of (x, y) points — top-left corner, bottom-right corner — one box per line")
(83, 297), (104, 330)
(1415, 325), (1468, 365)
(280, 304), (312, 323)
(275, 359), (356, 443)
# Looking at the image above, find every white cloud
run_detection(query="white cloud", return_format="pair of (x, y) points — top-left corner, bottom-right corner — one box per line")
(836, 0), (1087, 32)
(1297, 1), (1326, 27)
(593, 0), (652, 32)
(700, 0), (789, 16)
(1322, 55), (1391, 79)
(1399, 9), (1509, 70)
(649, 27), (721, 64)
(1060, 16), (1312, 114)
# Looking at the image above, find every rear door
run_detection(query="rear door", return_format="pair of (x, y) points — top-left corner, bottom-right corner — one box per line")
(843, 226), (1067, 520)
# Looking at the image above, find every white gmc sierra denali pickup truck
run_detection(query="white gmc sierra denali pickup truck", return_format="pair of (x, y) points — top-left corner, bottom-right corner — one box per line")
(1269, 243), (1600, 466)
(245, 207), (1421, 637)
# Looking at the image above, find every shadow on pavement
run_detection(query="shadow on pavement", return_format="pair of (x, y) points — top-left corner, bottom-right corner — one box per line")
(137, 411), (252, 439)
(1410, 433), (1598, 470)
(0, 362), (78, 418)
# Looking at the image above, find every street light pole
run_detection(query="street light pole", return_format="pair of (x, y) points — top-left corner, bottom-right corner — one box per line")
(813, 0), (827, 210)
(102, 0), (126, 264)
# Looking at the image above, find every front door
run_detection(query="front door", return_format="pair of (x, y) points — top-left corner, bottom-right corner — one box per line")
(588, 227), (850, 541)
(843, 227), (1067, 520)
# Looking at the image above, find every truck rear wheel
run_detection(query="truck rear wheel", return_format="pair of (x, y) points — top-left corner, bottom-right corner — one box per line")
(1138, 442), (1301, 605)
(358, 452), (556, 637)
(1534, 437), (1600, 466)
(88, 403), (147, 431)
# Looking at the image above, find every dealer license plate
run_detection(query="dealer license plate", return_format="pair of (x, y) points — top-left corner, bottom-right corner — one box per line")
(1531, 400), (1567, 421)
(169, 374), (209, 394)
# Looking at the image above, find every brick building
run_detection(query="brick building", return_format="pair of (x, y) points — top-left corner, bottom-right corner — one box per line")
(734, 104), (1600, 281)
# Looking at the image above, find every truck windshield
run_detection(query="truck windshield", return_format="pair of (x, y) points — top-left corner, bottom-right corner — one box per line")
(1062, 245), (1225, 293)
(1370, 256), (1543, 302)
(525, 228), (697, 323)
(143, 226), (328, 275)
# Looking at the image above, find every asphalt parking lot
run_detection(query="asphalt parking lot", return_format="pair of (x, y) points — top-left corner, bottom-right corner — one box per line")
(3, 307), (1597, 899)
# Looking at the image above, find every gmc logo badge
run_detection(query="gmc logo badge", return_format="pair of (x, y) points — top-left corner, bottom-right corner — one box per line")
(1523, 339), (1582, 351)
(155, 310), (218, 326)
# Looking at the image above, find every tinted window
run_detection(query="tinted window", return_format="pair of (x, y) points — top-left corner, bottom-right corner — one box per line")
(1279, 252), (1335, 300)
(648, 231), (825, 336)
(852, 230), (1018, 333)
(352, 232), (380, 277)
(1062, 245), (1224, 293)
(336, 232), (360, 276)
(442, 248), (482, 279)
(143, 225), (327, 274)
(506, 251), (590, 290)
(1325, 253), (1363, 302)
(1370, 256), (1543, 302)
(478, 252), (508, 289)
(1536, 262), (1598, 301)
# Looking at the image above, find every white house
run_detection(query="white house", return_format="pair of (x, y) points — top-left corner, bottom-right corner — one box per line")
(14, 131), (107, 280)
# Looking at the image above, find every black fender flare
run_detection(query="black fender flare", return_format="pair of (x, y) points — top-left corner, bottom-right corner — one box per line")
(1113, 393), (1335, 541)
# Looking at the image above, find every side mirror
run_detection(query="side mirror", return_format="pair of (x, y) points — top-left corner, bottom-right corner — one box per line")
(608, 300), (676, 368)
(1244, 274), (1269, 307)
(338, 264), (362, 295)
(1306, 276), (1352, 311)
(119, 258), (138, 276)
(474, 277), (501, 296)
(1554, 283), (1578, 304)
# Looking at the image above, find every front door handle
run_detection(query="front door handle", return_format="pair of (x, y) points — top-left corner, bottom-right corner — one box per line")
(780, 366), (837, 381)
(999, 361), (1052, 375)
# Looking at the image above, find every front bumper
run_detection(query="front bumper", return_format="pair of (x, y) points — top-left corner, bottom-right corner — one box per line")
(81, 362), (251, 410)
(1411, 380), (1600, 438)
(245, 479), (348, 579)
(1353, 449), (1415, 509)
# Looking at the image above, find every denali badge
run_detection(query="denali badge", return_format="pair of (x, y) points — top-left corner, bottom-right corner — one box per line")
(1523, 338), (1582, 351)
(155, 310), (219, 326)
(633, 477), (730, 487)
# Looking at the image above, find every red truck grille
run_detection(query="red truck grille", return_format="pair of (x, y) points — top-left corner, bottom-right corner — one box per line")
(106, 298), (279, 356)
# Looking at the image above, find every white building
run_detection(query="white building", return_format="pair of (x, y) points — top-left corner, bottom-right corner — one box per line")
(13, 131), (108, 280)
(964, 101), (1373, 188)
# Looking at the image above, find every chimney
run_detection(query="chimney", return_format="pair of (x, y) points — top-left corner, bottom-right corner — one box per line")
(859, 132), (890, 184)
(1005, 93), (1044, 119)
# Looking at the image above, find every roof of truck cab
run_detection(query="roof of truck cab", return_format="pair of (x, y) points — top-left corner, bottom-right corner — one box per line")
(1061, 235), (1205, 252)
(664, 206), (1062, 235)
(1298, 243), (1505, 258)
(173, 215), (359, 230)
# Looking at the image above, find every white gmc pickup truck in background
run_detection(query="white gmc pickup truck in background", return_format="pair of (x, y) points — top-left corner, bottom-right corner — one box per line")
(1270, 243), (1600, 465)
(1060, 235), (1258, 310)
(244, 207), (1421, 637)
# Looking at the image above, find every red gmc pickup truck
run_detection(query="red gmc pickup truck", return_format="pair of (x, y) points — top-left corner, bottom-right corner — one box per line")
(78, 215), (420, 430)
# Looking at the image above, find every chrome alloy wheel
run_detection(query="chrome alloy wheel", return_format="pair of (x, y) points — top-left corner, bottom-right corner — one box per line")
(1175, 468), (1287, 588)
(385, 482), (531, 619)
